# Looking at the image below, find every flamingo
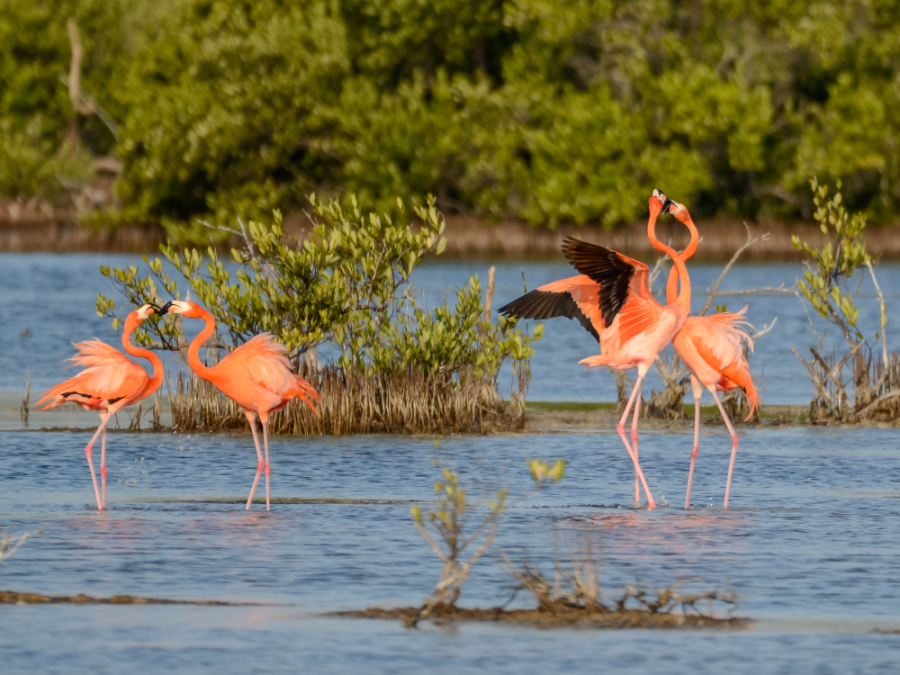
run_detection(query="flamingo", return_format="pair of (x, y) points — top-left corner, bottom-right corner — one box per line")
(161, 300), (321, 510)
(499, 192), (691, 508)
(662, 200), (760, 509)
(36, 304), (165, 510)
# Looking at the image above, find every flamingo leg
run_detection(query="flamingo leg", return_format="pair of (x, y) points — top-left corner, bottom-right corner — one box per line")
(616, 378), (642, 501)
(684, 377), (703, 510)
(710, 390), (740, 508)
(630, 387), (642, 503)
(83, 414), (114, 510)
(99, 412), (109, 509)
(262, 422), (271, 511)
(245, 412), (264, 510)
(616, 374), (655, 509)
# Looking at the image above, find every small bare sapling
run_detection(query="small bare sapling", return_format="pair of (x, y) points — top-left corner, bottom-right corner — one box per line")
(407, 455), (565, 626)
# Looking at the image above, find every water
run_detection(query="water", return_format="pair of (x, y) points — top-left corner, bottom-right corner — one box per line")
(3, 426), (900, 673)
(3, 253), (900, 405)
(3, 254), (900, 672)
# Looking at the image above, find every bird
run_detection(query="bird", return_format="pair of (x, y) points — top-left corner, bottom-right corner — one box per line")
(662, 200), (760, 509)
(161, 300), (321, 510)
(498, 192), (692, 509)
(36, 304), (165, 510)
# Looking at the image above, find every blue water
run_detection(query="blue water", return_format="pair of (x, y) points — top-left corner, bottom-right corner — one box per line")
(2, 252), (899, 405)
(3, 253), (900, 673)
(3, 425), (900, 673)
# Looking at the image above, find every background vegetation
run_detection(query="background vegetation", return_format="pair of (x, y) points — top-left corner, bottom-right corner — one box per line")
(3, 0), (900, 232)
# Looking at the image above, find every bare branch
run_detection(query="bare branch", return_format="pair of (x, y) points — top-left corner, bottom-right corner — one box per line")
(699, 223), (770, 316)
(867, 259), (889, 369)
(0, 526), (42, 564)
(751, 317), (778, 340)
(63, 18), (119, 139)
(712, 286), (797, 298)
(412, 519), (449, 562)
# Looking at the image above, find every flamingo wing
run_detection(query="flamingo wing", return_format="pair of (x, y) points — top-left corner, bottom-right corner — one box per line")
(683, 309), (760, 418)
(685, 309), (753, 372)
(218, 334), (322, 405)
(497, 274), (603, 341)
(562, 237), (666, 346)
(219, 335), (294, 392)
(37, 340), (149, 408)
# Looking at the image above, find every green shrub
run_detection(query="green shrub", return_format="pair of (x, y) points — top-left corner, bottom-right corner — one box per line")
(0, 119), (92, 200)
(7, 0), (900, 228)
(97, 194), (542, 430)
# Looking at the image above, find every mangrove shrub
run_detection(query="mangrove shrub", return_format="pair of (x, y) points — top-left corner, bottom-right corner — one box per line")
(97, 194), (543, 433)
(7, 1), (900, 229)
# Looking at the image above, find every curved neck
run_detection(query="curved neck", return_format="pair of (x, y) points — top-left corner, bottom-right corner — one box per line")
(665, 214), (699, 304)
(187, 307), (217, 381)
(648, 209), (691, 313)
(122, 317), (164, 396)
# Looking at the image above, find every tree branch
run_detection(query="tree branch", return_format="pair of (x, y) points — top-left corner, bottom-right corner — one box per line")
(699, 223), (770, 316)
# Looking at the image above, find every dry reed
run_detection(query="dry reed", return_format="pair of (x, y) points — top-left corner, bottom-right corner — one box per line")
(167, 365), (528, 435)
(801, 344), (900, 423)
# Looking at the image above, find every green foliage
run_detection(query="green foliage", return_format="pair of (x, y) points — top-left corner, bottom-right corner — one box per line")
(10, 0), (900, 227)
(116, 0), (349, 225)
(97, 194), (541, 388)
(792, 178), (871, 341)
(0, 120), (92, 200)
(0, 0), (133, 154)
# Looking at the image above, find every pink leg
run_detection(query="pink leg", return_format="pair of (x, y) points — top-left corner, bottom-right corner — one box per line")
(684, 378), (703, 510)
(262, 422), (271, 511)
(84, 414), (114, 510)
(630, 388), (641, 503)
(710, 390), (740, 508)
(616, 377), (642, 502)
(245, 412), (264, 510)
(616, 374), (655, 509)
(100, 413), (109, 509)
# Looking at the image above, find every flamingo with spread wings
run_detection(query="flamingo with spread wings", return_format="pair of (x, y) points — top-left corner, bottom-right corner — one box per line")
(663, 201), (760, 508)
(499, 192), (691, 508)
(37, 304), (165, 510)
(162, 300), (321, 510)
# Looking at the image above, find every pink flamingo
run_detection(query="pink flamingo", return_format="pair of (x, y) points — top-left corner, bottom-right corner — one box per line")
(663, 200), (760, 508)
(37, 304), (165, 510)
(499, 193), (692, 508)
(162, 300), (321, 510)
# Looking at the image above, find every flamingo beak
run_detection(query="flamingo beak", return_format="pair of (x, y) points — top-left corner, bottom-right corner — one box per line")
(158, 301), (174, 315)
(653, 189), (677, 214)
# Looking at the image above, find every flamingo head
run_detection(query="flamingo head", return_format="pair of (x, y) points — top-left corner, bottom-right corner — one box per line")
(652, 189), (688, 221)
(649, 189), (666, 217)
(135, 303), (161, 321)
(160, 299), (204, 318)
(122, 303), (160, 332)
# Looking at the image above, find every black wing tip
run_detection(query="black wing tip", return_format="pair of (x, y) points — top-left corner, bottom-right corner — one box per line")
(497, 289), (544, 319)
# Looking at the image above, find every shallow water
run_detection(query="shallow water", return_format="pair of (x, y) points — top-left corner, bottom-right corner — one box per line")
(3, 425), (900, 673)
(3, 252), (900, 405)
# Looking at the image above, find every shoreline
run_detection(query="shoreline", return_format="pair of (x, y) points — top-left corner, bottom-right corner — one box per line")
(3, 212), (900, 261)
(5, 396), (899, 433)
